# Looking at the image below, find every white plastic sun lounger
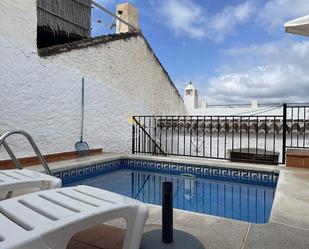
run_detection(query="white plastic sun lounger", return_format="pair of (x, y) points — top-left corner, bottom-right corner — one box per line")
(0, 169), (62, 199)
(0, 185), (148, 249)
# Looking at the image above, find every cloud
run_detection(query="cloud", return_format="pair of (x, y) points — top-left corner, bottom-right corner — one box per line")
(155, 0), (206, 39)
(202, 41), (309, 104)
(257, 0), (309, 31)
(206, 65), (309, 103)
(209, 1), (256, 42)
(220, 40), (309, 72)
(155, 0), (255, 41)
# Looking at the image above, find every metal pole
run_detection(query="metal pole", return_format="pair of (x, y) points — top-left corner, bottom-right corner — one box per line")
(282, 103), (287, 164)
(132, 116), (135, 154)
(2, 141), (23, 169)
(162, 181), (173, 243)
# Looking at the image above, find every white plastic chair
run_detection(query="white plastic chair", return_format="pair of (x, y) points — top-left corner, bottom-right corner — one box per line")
(0, 169), (61, 199)
(0, 185), (148, 249)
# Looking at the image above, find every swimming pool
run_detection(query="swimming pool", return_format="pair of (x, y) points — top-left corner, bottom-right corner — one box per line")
(59, 159), (278, 224)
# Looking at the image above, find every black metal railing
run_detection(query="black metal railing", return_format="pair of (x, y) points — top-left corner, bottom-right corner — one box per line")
(132, 104), (309, 165)
(132, 115), (284, 163)
(132, 116), (166, 156)
(285, 103), (309, 148)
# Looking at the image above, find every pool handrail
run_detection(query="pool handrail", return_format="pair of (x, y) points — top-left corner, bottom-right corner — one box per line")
(0, 130), (52, 175)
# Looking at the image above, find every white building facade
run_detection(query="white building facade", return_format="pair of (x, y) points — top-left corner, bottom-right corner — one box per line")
(183, 82), (284, 116)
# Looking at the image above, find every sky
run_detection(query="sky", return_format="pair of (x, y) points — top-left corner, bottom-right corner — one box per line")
(91, 0), (309, 104)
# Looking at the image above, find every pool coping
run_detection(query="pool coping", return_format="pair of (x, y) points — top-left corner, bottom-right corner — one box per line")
(28, 153), (309, 248)
(28, 152), (281, 174)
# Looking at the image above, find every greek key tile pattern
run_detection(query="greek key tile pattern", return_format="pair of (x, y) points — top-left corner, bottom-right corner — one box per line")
(55, 158), (278, 187)
(53, 160), (122, 184)
(123, 159), (279, 187)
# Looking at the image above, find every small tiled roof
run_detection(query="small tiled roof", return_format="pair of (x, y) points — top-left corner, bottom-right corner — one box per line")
(38, 32), (182, 100)
(38, 32), (139, 57)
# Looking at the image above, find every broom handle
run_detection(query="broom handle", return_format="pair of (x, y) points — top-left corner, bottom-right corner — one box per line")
(81, 78), (85, 141)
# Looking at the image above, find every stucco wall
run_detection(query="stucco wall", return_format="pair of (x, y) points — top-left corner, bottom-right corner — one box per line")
(0, 0), (185, 160)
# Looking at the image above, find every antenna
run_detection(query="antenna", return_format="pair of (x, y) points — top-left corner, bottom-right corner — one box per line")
(91, 0), (138, 32)
(110, 18), (116, 29)
(96, 18), (116, 30)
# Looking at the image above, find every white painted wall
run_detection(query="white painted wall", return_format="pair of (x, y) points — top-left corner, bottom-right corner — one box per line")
(0, 0), (185, 159)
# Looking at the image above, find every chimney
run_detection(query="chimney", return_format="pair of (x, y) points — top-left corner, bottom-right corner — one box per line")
(201, 100), (208, 109)
(116, 3), (139, 33)
(251, 100), (258, 109)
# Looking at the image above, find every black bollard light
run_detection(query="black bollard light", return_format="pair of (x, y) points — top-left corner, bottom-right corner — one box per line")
(140, 181), (204, 249)
(162, 181), (173, 243)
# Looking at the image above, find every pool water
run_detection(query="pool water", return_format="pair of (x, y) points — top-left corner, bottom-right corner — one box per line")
(65, 169), (276, 223)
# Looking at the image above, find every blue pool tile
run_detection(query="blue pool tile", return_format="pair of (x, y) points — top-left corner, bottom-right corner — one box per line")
(55, 158), (279, 187)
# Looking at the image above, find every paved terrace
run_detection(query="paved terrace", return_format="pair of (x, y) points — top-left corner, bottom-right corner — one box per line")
(27, 153), (309, 249)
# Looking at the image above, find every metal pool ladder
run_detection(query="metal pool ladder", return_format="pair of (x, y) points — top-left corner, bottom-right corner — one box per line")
(0, 130), (52, 175)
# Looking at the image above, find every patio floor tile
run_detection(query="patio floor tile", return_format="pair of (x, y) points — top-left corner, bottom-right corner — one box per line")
(68, 224), (125, 249)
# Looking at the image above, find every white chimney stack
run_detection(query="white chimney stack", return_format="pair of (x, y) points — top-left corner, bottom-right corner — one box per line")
(184, 82), (199, 113)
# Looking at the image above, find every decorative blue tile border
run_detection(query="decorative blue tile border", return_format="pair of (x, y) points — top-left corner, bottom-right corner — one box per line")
(55, 158), (278, 187)
(123, 159), (278, 187)
(53, 160), (122, 184)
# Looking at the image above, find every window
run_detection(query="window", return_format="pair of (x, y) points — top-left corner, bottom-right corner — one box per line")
(186, 89), (192, 95)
